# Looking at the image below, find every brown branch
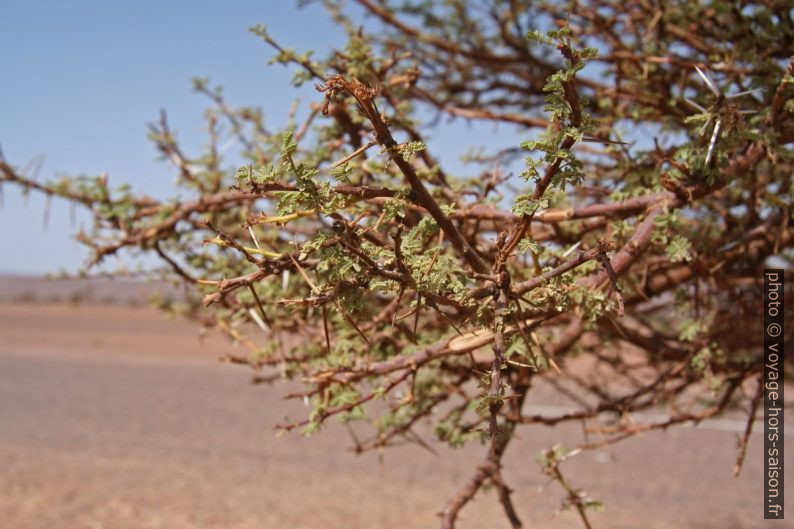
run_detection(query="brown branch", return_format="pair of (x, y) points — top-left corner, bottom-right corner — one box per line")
(734, 376), (763, 477)
(317, 75), (492, 275)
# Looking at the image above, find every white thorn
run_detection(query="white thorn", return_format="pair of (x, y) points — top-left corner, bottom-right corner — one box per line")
(727, 88), (763, 100)
(248, 225), (261, 249)
(248, 308), (269, 334)
(705, 118), (722, 166)
(684, 97), (707, 113)
(695, 65), (720, 96)
(561, 240), (583, 258)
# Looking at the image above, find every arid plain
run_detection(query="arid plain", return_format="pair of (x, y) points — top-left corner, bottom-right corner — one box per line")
(0, 277), (791, 528)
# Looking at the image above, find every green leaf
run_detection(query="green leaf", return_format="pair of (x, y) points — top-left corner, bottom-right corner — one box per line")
(398, 141), (426, 162)
(281, 130), (297, 158)
(666, 235), (693, 262)
(678, 318), (703, 342)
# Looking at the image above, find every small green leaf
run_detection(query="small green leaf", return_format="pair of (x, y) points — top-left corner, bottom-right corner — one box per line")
(281, 130), (297, 158)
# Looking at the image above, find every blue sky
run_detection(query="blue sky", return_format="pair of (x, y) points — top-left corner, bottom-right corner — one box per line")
(0, 0), (348, 274)
(1, 0), (525, 275)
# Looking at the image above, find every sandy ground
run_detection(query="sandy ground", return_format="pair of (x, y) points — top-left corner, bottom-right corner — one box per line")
(0, 302), (791, 529)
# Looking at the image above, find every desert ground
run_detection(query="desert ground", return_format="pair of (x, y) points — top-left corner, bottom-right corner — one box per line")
(0, 278), (791, 528)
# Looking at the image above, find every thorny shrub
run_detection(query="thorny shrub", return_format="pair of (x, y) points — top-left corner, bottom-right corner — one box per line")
(3, 1), (793, 527)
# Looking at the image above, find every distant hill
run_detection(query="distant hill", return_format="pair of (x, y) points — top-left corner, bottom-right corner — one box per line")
(0, 274), (185, 305)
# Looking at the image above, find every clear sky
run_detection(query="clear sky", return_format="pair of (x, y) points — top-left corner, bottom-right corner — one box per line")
(1, 0), (522, 275)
